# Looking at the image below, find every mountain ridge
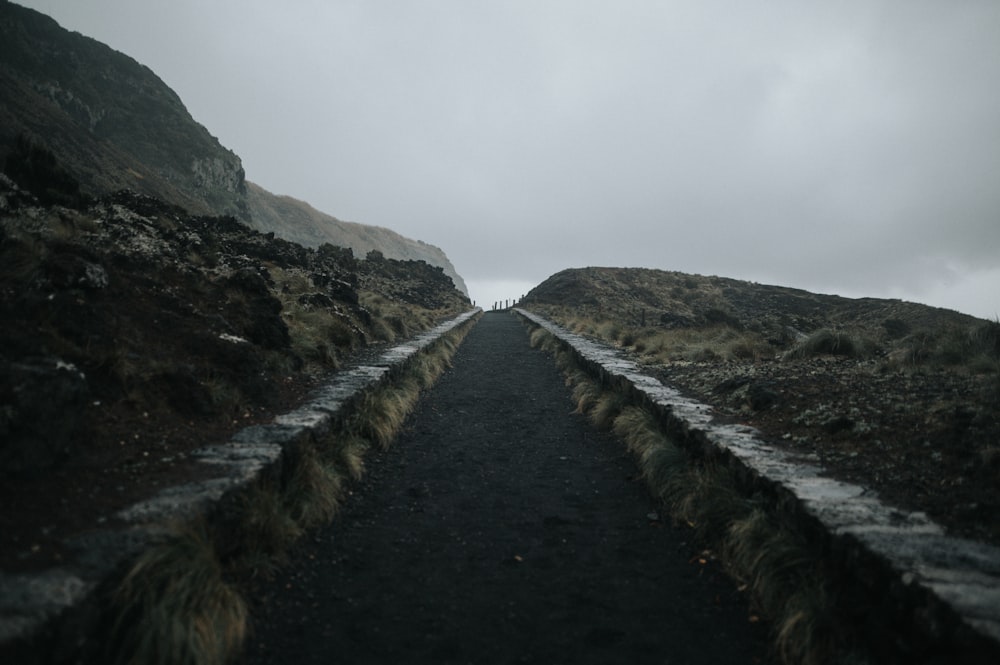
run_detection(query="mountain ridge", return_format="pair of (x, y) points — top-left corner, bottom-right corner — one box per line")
(244, 181), (468, 295)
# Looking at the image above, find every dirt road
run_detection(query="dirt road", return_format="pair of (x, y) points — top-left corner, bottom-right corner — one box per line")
(239, 312), (769, 664)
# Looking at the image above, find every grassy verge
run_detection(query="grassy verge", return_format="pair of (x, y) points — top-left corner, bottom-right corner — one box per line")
(533, 305), (1000, 374)
(530, 307), (775, 363)
(99, 313), (479, 665)
(527, 322), (873, 665)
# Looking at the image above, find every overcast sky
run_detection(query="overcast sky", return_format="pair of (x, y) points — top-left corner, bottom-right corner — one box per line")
(18, 1), (1000, 317)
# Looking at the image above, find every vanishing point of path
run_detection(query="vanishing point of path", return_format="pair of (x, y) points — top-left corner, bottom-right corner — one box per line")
(240, 312), (770, 665)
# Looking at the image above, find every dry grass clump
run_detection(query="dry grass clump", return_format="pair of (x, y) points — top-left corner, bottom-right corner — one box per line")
(634, 326), (773, 363)
(106, 521), (247, 665)
(226, 478), (304, 577)
(282, 443), (346, 530)
(526, 320), (870, 665)
(569, 373), (601, 416)
(221, 439), (349, 577)
(784, 329), (874, 360)
(611, 406), (688, 502)
(333, 432), (370, 482)
(339, 326), (465, 450)
(349, 377), (422, 449)
(725, 510), (846, 665)
(888, 320), (1000, 373)
(541, 311), (773, 364)
(528, 325), (559, 353)
(360, 290), (440, 343)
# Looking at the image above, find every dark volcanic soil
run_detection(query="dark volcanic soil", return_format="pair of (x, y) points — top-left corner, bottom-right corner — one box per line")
(239, 313), (770, 665)
(0, 185), (468, 572)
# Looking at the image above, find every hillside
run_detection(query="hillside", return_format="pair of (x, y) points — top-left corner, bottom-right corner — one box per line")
(245, 182), (468, 295)
(522, 267), (1000, 546)
(0, 1), (466, 292)
(0, 172), (468, 572)
(524, 266), (983, 337)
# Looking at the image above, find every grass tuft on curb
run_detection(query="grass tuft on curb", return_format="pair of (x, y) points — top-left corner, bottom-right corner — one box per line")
(106, 521), (247, 665)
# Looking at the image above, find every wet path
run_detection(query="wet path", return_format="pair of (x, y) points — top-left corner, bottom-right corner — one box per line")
(240, 312), (769, 664)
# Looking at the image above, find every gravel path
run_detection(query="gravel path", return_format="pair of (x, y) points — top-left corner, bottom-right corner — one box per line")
(239, 312), (769, 664)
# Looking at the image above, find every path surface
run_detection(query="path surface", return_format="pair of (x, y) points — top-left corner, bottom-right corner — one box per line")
(240, 313), (769, 664)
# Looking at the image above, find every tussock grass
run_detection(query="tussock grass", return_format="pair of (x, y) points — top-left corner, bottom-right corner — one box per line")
(634, 326), (773, 363)
(411, 339), (456, 389)
(230, 479), (304, 573)
(672, 464), (749, 543)
(351, 377), (422, 449)
(526, 318), (873, 665)
(282, 443), (346, 530)
(548, 312), (773, 363)
(589, 390), (626, 430)
(725, 510), (840, 665)
(106, 521), (247, 665)
(359, 290), (441, 343)
(570, 373), (601, 415)
(528, 325), (559, 352)
(331, 432), (370, 481)
(784, 329), (873, 360)
(338, 321), (472, 459)
(889, 319), (1000, 372)
(611, 406), (688, 499)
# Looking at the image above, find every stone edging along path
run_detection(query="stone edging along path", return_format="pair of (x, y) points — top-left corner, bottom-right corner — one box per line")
(515, 308), (1000, 658)
(0, 309), (481, 654)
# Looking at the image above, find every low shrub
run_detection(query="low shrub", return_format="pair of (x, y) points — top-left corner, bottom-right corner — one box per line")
(784, 329), (872, 360)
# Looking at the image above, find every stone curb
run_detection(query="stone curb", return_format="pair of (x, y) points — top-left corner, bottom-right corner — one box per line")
(516, 308), (1000, 660)
(0, 309), (481, 654)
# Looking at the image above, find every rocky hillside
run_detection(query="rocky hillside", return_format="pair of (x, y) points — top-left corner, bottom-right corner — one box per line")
(525, 266), (985, 344)
(0, 1), (466, 292)
(0, 172), (468, 571)
(522, 266), (1000, 546)
(245, 182), (468, 295)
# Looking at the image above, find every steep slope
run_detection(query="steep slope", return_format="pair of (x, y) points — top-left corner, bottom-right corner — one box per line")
(0, 0), (247, 218)
(0, 1), (466, 291)
(245, 182), (468, 295)
(0, 173), (468, 559)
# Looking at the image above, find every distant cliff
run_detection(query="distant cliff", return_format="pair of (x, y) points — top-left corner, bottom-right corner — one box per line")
(245, 182), (468, 295)
(0, 0), (466, 294)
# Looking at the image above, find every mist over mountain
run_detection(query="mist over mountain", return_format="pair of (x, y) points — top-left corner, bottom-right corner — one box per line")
(0, 0), (467, 295)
